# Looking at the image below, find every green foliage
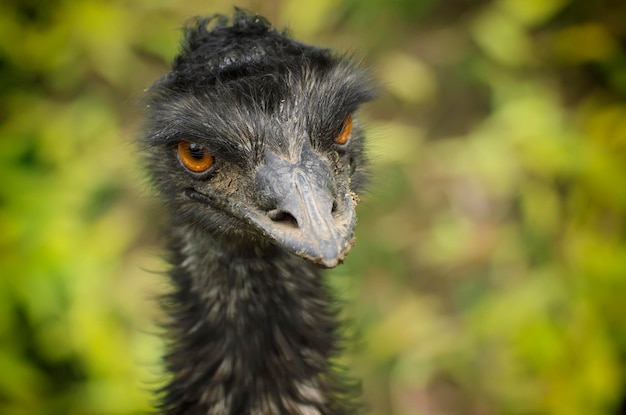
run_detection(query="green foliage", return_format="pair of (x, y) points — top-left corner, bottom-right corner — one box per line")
(1, 0), (625, 414)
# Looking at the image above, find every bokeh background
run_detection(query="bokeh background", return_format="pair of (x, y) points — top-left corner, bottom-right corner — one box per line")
(2, 0), (626, 414)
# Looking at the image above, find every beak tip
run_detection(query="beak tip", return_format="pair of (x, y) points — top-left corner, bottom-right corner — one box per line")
(317, 257), (341, 268)
(307, 236), (356, 269)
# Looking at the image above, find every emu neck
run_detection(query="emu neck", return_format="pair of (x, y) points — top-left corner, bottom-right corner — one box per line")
(160, 225), (356, 415)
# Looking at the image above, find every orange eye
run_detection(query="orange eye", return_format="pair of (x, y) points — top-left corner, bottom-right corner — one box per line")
(177, 141), (214, 174)
(334, 114), (353, 145)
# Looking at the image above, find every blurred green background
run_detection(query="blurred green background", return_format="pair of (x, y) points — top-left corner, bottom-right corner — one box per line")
(2, 0), (626, 414)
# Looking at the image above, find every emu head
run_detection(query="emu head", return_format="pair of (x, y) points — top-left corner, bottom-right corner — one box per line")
(141, 11), (375, 267)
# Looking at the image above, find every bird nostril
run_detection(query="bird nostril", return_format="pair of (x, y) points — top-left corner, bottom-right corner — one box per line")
(268, 209), (299, 228)
(331, 200), (338, 213)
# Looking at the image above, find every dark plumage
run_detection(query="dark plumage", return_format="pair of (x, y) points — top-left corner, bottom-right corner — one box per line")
(140, 9), (375, 415)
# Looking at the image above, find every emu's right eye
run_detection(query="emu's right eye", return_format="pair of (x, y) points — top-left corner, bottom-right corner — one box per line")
(177, 141), (214, 176)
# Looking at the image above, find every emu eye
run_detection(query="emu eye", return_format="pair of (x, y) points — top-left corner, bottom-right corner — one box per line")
(177, 141), (214, 176)
(334, 114), (353, 146)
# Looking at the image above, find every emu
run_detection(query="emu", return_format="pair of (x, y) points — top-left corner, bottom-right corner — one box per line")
(140, 10), (375, 415)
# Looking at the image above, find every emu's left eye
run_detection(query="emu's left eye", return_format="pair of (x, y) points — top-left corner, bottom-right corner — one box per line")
(177, 141), (214, 176)
(334, 114), (353, 146)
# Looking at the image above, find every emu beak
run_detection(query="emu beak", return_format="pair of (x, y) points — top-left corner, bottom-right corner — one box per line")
(252, 148), (356, 268)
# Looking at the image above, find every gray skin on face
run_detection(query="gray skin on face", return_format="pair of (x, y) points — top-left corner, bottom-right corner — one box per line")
(145, 60), (372, 266)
